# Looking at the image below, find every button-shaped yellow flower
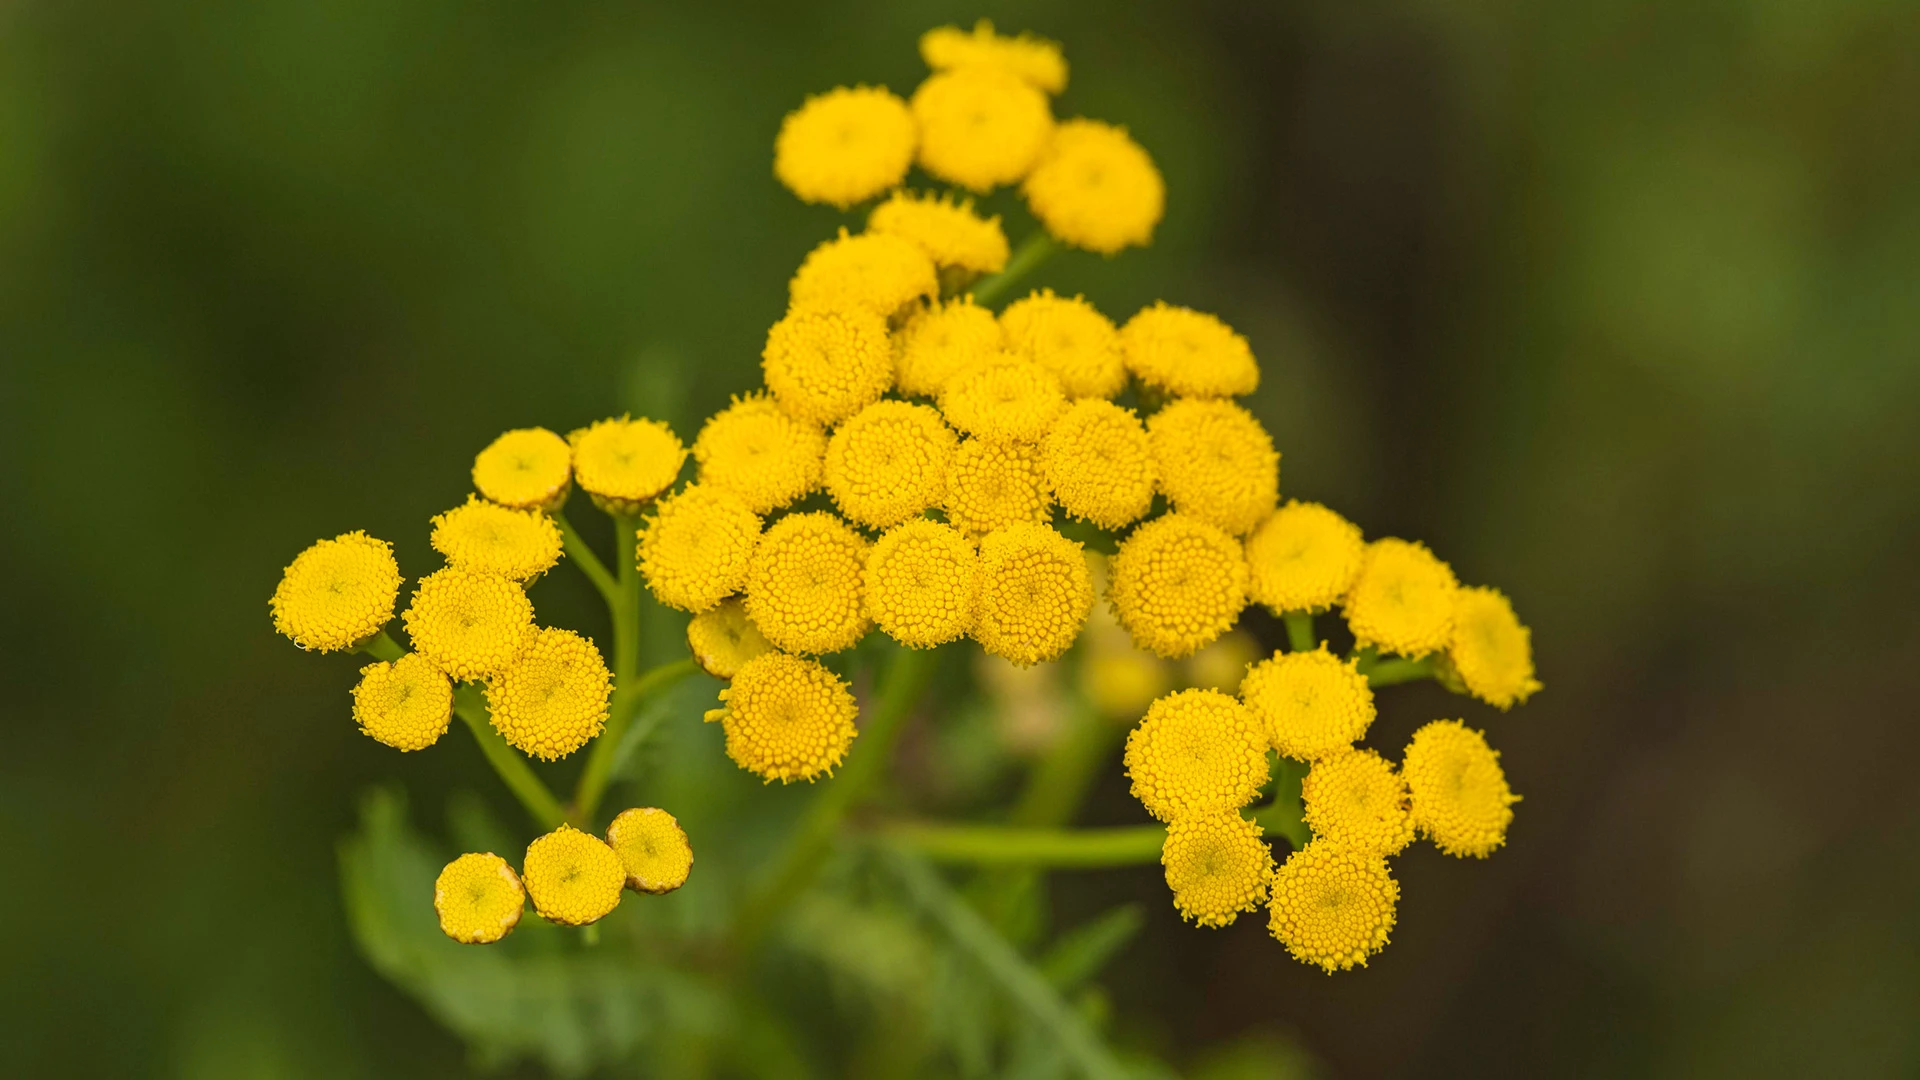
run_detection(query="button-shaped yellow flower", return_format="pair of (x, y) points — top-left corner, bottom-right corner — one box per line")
(685, 597), (774, 679)
(790, 230), (939, 318)
(1344, 538), (1459, 658)
(1300, 747), (1414, 857)
(401, 567), (535, 682)
(1268, 843), (1398, 973)
(945, 437), (1052, 537)
(774, 85), (916, 209)
(1109, 513), (1249, 659)
(762, 305), (894, 427)
(1403, 720), (1518, 858)
(637, 484), (762, 614)
(894, 296), (1005, 399)
(1023, 119), (1164, 255)
(1239, 646), (1375, 762)
(920, 20), (1068, 95)
(971, 522), (1092, 666)
(865, 518), (976, 648)
(485, 626), (612, 761)
(270, 531), (402, 652)
(434, 853), (524, 944)
(823, 400), (957, 528)
(939, 354), (1068, 443)
(706, 651), (859, 783)
(521, 825), (625, 926)
(744, 512), (871, 655)
(868, 190), (1009, 274)
(1120, 303), (1258, 398)
(352, 652), (452, 752)
(1445, 586), (1541, 710)
(568, 416), (686, 515)
(605, 807), (694, 895)
(1147, 398), (1279, 536)
(1123, 688), (1269, 822)
(1162, 812), (1274, 928)
(472, 427), (572, 510)
(692, 393), (826, 515)
(1041, 399), (1155, 530)
(999, 289), (1125, 399)
(911, 66), (1053, 192)
(1244, 501), (1364, 614)
(430, 496), (563, 582)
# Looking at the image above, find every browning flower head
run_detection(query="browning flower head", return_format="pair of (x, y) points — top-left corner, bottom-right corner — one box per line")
(1403, 720), (1518, 858)
(685, 597), (774, 679)
(485, 626), (612, 761)
(434, 853), (524, 944)
(1162, 812), (1274, 928)
(790, 229), (939, 319)
(938, 354), (1068, 443)
(1108, 513), (1249, 660)
(823, 400), (957, 528)
(920, 20), (1068, 95)
(1147, 398), (1280, 536)
(1023, 119), (1164, 254)
(706, 651), (858, 783)
(637, 484), (762, 613)
(352, 652), (452, 752)
(944, 437), (1052, 537)
(864, 518), (976, 648)
(568, 416), (686, 514)
(430, 496), (563, 582)
(762, 304), (894, 427)
(1268, 843), (1398, 973)
(868, 190), (1009, 274)
(1239, 646), (1376, 762)
(1244, 501), (1364, 614)
(1124, 688), (1270, 822)
(472, 428), (573, 510)
(521, 825), (625, 926)
(270, 531), (402, 652)
(971, 522), (1092, 666)
(911, 66), (1054, 192)
(1344, 538), (1459, 658)
(1041, 399), (1155, 529)
(744, 511), (871, 655)
(605, 807), (694, 895)
(894, 296), (1004, 398)
(692, 393), (826, 515)
(1120, 303), (1259, 398)
(774, 85), (916, 209)
(999, 289), (1125, 399)
(1445, 586), (1542, 710)
(1301, 747), (1415, 858)
(401, 567), (535, 682)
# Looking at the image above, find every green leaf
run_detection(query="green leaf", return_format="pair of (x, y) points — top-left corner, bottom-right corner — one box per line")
(1038, 905), (1144, 992)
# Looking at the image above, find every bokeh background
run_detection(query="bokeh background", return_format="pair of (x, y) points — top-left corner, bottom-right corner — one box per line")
(5, 0), (1919, 1076)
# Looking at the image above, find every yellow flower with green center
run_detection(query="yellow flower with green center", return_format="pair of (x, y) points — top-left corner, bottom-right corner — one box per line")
(706, 651), (859, 783)
(911, 66), (1054, 192)
(352, 652), (452, 752)
(429, 496), (562, 582)
(637, 484), (762, 614)
(692, 393), (825, 515)
(1161, 812), (1274, 928)
(894, 296), (1004, 398)
(521, 825), (625, 927)
(1301, 747), (1414, 857)
(1344, 538), (1459, 658)
(1024, 119), (1164, 255)
(605, 807), (694, 895)
(744, 512), (871, 656)
(971, 522), (1092, 666)
(1041, 399), (1155, 530)
(401, 567), (535, 682)
(1120, 302), (1258, 398)
(1267, 843), (1398, 973)
(1147, 397), (1279, 536)
(999, 289), (1125, 399)
(270, 531), (402, 652)
(938, 354), (1068, 443)
(920, 21), (1068, 95)
(762, 304), (894, 427)
(1403, 720), (1518, 858)
(1108, 513), (1249, 659)
(944, 436), (1052, 537)
(1239, 646), (1375, 762)
(1244, 501), (1364, 614)
(1445, 586), (1542, 709)
(433, 853), (524, 944)
(774, 85), (915, 209)
(867, 190), (1009, 274)
(822, 400), (957, 528)
(484, 626), (611, 761)
(864, 519), (976, 648)
(685, 597), (773, 679)
(568, 416), (686, 515)
(472, 427), (572, 510)
(1124, 688), (1269, 822)
(790, 230), (939, 318)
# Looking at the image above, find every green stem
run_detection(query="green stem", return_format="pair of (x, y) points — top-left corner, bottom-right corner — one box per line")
(452, 686), (567, 831)
(554, 508), (620, 610)
(356, 630), (405, 662)
(969, 232), (1056, 307)
(1366, 656), (1435, 687)
(1283, 611), (1316, 653)
(571, 657), (699, 826)
(1250, 757), (1310, 849)
(1010, 699), (1112, 828)
(886, 822), (1163, 867)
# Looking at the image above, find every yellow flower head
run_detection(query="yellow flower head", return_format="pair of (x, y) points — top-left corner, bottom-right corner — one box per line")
(472, 427), (573, 510)
(911, 66), (1054, 192)
(1268, 843), (1398, 973)
(1023, 119), (1164, 255)
(971, 522), (1093, 666)
(1147, 398), (1279, 536)
(790, 229), (939, 318)
(1403, 720), (1518, 858)
(823, 400), (957, 528)
(944, 436), (1052, 537)
(1446, 586), (1542, 710)
(1041, 399), (1155, 529)
(637, 484), (762, 613)
(270, 531), (402, 652)
(1084, 651), (1173, 720)
(685, 597), (773, 679)
(522, 825), (625, 926)
(692, 393), (826, 515)
(1239, 646), (1375, 762)
(868, 190), (1009, 274)
(920, 20), (1068, 95)
(865, 518), (976, 648)
(773, 85), (916, 209)
(605, 807), (694, 895)
(1244, 501), (1364, 614)
(1109, 513), (1249, 660)
(1124, 688), (1270, 822)
(401, 567), (535, 682)
(999, 289), (1125, 399)
(762, 304), (894, 427)
(352, 652), (453, 752)
(1162, 812), (1275, 928)
(568, 416), (686, 515)
(1120, 303), (1259, 398)
(430, 496), (563, 582)
(706, 651), (858, 783)
(485, 626), (612, 761)
(1344, 538), (1459, 658)
(744, 511), (871, 655)
(1301, 748), (1415, 858)
(938, 354), (1068, 443)
(894, 296), (1004, 398)
(433, 853), (524, 944)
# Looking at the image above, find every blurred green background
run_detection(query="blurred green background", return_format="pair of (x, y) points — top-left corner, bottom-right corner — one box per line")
(5, 0), (1919, 1076)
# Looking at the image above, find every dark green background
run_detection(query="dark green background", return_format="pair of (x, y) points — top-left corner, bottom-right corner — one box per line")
(5, 1), (1918, 1076)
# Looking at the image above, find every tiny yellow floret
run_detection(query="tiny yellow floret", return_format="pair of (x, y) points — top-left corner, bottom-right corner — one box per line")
(1244, 501), (1365, 614)
(1268, 843), (1398, 973)
(685, 597), (774, 679)
(868, 190), (1010, 274)
(1345, 539), (1459, 658)
(744, 512), (871, 655)
(1124, 689), (1270, 822)
(706, 651), (859, 783)
(430, 496), (563, 582)
(605, 807), (694, 895)
(763, 305), (894, 427)
(693, 393), (826, 515)
(1023, 119), (1164, 255)
(1041, 399), (1155, 529)
(1148, 398), (1279, 536)
(791, 229), (939, 319)
(1162, 812), (1274, 928)
(894, 296), (1004, 398)
(920, 21), (1068, 95)
(774, 85), (916, 209)
(1403, 720), (1518, 858)
(270, 531), (402, 652)
(485, 626), (612, 761)
(911, 66), (1054, 192)
(568, 416), (686, 515)
(637, 484), (762, 613)
(1120, 303), (1259, 398)
(938, 354), (1068, 443)
(1109, 513), (1249, 660)
(1240, 646), (1376, 762)
(401, 567), (535, 682)
(1301, 748), (1415, 857)
(352, 652), (452, 752)
(823, 400), (957, 528)
(521, 825), (626, 927)
(864, 518), (977, 648)
(472, 428), (572, 510)
(944, 437), (1052, 537)
(999, 289), (1125, 399)
(1445, 586), (1542, 710)
(971, 522), (1092, 666)
(434, 853), (524, 944)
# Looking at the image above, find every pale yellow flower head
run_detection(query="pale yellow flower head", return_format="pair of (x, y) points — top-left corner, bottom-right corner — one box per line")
(706, 651), (859, 783)
(762, 305), (894, 427)
(744, 511), (871, 655)
(693, 393), (826, 515)
(868, 190), (1009, 274)
(938, 354), (1068, 443)
(485, 626), (612, 761)
(522, 825), (625, 926)
(791, 230), (939, 319)
(1109, 513), (1249, 660)
(823, 400), (957, 528)
(434, 853), (524, 944)
(894, 296), (1004, 398)
(637, 484), (762, 613)
(1239, 646), (1376, 762)
(999, 289), (1125, 399)
(1184, 629), (1262, 694)
(864, 518), (977, 649)
(971, 522), (1092, 666)
(1147, 398), (1279, 536)
(1124, 688), (1269, 822)
(1345, 538), (1459, 658)
(945, 436), (1053, 537)
(1445, 586), (1541, 709)
(1120, 303), (1259, 398)
(568, 416), (686, 515)
(1162, 812), (1275, 928)
(352, 652), (452, 752)
(430, 496), (562, 582)
(472, 428), (572, 510)
(1041, 399), (1155, 530)
(605, 807), (694, 895)
(920, 20), (1068, 95)
(1301, 748), (1415, 858)
(1268, 843), (1398, 973)
(1403, 720), (1518, 858)
(401, 567), (535, 682)
(1244, 501), (1365, 614)
(685, 597), (774, 680)
(1023, 119), (1164, 254)
(270, 531), (402, 652)
(774, 85), (915, 208)
(911, 66), (1054, 192)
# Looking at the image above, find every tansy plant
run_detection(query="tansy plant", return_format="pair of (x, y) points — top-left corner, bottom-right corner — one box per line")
(277, 21), (1539, 1076)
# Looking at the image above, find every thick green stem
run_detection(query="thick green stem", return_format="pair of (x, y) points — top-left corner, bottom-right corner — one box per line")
(887, 823), (1163, 867)
(968, 232), (1056, 307)
(452, 687), (567, 830)
(1366, 656), (1435, 687)
(356, 630), (405, 662)
(571, 657), (700, 824)
(1284, 611), (1317, 653)
(1250, 756), (1310, 849)
(555, 508), (620, 610)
